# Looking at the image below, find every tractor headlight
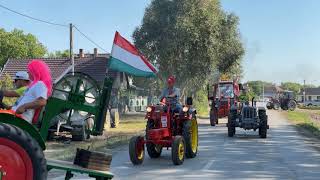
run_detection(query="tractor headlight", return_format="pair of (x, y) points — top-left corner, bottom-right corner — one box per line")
(146, 106), (152, 113)
(183, 106), (189, 112)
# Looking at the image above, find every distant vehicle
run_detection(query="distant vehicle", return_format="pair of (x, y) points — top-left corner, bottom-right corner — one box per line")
(266, 97), (280, 110)
(266, 91), (296, 111)
(305, 100), (320, 106)
(279, 91), (297, 111)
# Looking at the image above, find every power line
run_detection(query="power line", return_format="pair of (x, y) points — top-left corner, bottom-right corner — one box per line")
(0, 4), (68, 27)
(73, 25), (108, 53)
(0, 3), (108, 53)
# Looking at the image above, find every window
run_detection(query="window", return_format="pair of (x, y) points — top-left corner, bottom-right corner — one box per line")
(308, 96), (312, 101)
(317, 96), (320, 100)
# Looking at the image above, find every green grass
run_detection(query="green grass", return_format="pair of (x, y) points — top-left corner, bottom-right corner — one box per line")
(287, 111), (320, 137)
(298, 105), (320, 110)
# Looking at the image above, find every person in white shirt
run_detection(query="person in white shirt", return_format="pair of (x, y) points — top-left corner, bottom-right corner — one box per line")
(12, 60), (52, 123)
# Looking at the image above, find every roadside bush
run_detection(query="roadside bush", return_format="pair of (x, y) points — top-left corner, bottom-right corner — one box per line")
(0, 73), (16, 105)
(193, 89), (209, 116)
(298, 104), (320, 110)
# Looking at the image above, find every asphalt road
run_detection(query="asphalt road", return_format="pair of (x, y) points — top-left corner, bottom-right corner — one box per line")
(48, 109), (320, 180)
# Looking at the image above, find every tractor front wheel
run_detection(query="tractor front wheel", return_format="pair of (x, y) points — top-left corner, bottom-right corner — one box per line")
(171, 136), (185, 165)
(183, 118), (198, 158)
(0, 123), (47, 180)
(71, 123), (89, 141)
(273, 102), (280, 110)
(129, 136), (145, 165)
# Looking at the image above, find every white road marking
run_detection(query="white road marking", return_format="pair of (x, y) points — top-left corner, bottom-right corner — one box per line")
(202, 160), (214, 171)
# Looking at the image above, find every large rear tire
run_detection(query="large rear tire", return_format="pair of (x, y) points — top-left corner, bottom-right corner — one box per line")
(129, 136), (144, 165)
(259, 111), (268, 138)
(210, 109), (217, 126)
(183, 117), (198, 158)
(228, 110), (236, 137)
(288, 100), (296, 111)
(171, 136), (185, 165)
(0, 123), (47, 180)
(146, 120), (162, 158)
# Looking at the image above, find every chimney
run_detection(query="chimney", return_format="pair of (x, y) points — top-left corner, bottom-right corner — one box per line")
(79, 49), (84, 58)
(93, 48), (98, 58)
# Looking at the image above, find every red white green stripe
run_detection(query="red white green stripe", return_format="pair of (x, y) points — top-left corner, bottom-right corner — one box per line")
(109, 31), (157, 77)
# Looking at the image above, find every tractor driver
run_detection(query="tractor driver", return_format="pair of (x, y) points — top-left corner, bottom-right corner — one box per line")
(12, 60), (52, 124)
(223, 85), (234, 98)
(0, 71), (30, 109)
(159, 76), (182, 112)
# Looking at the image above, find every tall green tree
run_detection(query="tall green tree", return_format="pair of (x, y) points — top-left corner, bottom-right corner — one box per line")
(47, 50), (70, 58)
(0, 28), (47, 66)
(133, 0), (244, 98)
(280, 82), (302, 95)
(246, 81), (273, 96)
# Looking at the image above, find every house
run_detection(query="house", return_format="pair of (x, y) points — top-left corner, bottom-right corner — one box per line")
(0, 48), (127, 89)
(263, 85), (283, 98)
(296, 87), (320, 102)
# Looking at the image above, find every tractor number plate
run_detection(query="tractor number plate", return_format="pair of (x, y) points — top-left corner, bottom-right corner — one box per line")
(161, 116), (167, 127)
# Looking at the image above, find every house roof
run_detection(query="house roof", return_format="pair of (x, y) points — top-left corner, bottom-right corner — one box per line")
(297, 87), (320, 96)
(0, 54), (118, 86)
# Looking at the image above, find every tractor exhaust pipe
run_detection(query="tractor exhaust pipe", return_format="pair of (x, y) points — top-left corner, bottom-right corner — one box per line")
(252, 97), (255, 107)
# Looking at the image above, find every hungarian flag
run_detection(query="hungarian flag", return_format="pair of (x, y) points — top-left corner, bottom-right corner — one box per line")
(109, 31), (157, 77)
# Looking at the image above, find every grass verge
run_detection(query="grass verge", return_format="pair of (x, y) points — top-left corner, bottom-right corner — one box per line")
(287, 111), (320, 138)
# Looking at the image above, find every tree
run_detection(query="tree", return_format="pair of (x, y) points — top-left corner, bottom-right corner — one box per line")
(133, 0), (244, 99)
(280, 82), (302, 95)
(0, 73), (16, 105)
(246, 81), (272, 96)
(0, 28), (47, 66)
(47, 50), (70, 58)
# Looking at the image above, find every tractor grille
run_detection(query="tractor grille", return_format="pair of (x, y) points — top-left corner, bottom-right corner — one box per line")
(242, 107), (257, 119)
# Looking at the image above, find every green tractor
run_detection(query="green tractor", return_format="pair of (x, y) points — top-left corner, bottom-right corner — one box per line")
(0, 72), (114, 180)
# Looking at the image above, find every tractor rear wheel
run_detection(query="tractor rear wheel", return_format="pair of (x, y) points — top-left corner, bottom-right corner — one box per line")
(288, 100), (296, 111)
(228, 110), (236, 137)
(0, 123), (47, 180)
(171, 136), (185, 165)
(183, 117), (198, 158)
(129, 136), (144, 165)
(146, 120), (162, 158)
(259, 111), (268, 138)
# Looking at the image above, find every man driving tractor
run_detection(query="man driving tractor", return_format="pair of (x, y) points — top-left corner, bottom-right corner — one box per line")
(159, 76), (182, 112)
(0, 71), (30, 109)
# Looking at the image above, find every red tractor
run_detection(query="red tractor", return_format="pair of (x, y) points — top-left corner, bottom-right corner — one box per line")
(208, 81), (241, 126)
(129, 97), (198, 165)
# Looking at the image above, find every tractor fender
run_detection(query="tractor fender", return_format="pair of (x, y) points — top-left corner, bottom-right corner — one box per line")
(258, 107), (266, 111)
(0, 113), (46, 150)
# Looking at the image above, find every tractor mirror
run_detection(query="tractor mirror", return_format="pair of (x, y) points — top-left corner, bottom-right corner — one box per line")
(239, 83), (244, 90)
(186, 97), (193, 105)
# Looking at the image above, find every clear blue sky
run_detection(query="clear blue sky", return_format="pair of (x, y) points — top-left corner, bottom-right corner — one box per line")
(0, 0), (319, 85)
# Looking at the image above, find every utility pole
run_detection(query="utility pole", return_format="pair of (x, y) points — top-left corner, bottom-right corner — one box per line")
(303, 79), (306, 104)
(69, 23), (74, 75)
(262, 83), (265, 102)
